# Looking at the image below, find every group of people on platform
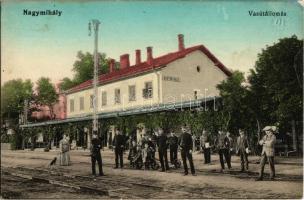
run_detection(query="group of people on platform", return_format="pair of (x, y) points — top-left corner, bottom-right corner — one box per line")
(89, 124), (277, 181)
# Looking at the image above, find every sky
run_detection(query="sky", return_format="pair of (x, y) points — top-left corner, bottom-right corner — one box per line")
(1, 0), (303, 86)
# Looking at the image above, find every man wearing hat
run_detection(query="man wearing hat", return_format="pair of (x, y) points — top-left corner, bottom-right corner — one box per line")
(168, 130), (179, 165)
(113, 127), (126, 169)
(200, 130), (211, 164)
(236, 129), (250, 172)
(179, 125), (196, 176)
(256, 126), (276, 181)
(90, 131), (104, 176)
(215, 130), (232, 172)
(157, 127), (170, 172)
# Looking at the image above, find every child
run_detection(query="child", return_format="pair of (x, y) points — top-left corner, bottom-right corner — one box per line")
(142, 143), (149, 170)
(128, 140), (137, 167)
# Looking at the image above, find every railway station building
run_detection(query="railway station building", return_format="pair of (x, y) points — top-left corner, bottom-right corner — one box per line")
(21, 34), (231, 149)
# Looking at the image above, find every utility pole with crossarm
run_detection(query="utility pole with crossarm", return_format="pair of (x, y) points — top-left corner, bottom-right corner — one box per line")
(88, 19), (101, 134)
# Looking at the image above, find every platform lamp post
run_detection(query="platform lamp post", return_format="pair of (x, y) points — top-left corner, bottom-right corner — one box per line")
(88, 19), (101, 138)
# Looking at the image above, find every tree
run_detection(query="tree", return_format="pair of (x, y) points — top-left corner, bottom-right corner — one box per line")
(216, 71), (250, 133)
(1, 79), (34, 150)
(248, 35), (303, 152)
(1, 79), (33, 120)
(59, 77), (75, 91)
(36, 77), (58, 119)
(60, 51), (110, 91)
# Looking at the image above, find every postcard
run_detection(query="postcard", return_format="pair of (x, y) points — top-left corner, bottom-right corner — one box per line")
(1, 1), (303, 199)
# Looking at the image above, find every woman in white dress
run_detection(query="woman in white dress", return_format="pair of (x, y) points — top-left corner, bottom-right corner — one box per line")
(59, 134), (70, 166)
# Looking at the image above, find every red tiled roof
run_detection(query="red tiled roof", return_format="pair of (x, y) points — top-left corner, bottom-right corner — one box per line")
(65, 45), (232, 94)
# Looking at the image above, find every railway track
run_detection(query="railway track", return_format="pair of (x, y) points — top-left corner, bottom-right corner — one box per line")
(1, 165), (301, 199)
(1, 166), (192, 198)
(3, 165), (246, 198)
(3, 154), (302, 183)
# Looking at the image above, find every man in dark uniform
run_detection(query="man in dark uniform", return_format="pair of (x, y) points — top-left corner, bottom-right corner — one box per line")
(113, 128), (125, 169)
(90, 132), (104, 176)
(200, 130), (211, 164)
(157, 128), (170, 172)
(168, 131), (178, 165)
(179, 125), (196, 176)
(236, 129), (250, 172)
(215, 130), (231, 172)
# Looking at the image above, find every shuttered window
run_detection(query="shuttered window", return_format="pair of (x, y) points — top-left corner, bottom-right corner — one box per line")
(129, 85), (136, 101)
(102, 91), (107, 106)
(114, 89), (121, 104)
(70, 99), (74, 112)
(79, 97), (84, 110)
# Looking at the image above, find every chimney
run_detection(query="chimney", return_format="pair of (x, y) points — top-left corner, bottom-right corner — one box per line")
(135, 49), (141, 65)
(178, 34), (185, 51)
(146, 47), (153, 65)
(55, 83), (61, 93)
(108, 59), (115, 73)
(120, 54), (130, 69)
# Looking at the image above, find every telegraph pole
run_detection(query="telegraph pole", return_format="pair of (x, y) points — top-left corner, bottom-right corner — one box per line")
(24, 99), (28, 124)
(88, 19), (101, 133)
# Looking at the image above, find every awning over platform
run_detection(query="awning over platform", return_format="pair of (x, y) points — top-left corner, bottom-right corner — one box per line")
(20, 97), (219, 128)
